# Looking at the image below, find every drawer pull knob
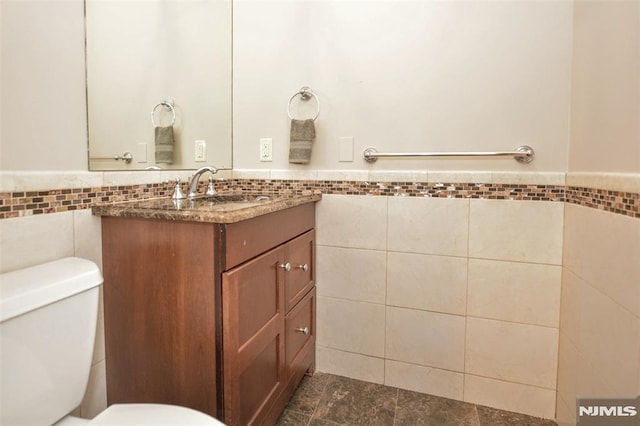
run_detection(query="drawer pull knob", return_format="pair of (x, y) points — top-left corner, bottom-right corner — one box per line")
(279, 262), (291, 271)
(297, 263), (309, 272)
(295, 327), (310, 335)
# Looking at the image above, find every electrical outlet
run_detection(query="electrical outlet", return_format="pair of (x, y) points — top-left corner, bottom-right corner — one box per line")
(195, 140), (206, 162)
(260, 138), (273, 162)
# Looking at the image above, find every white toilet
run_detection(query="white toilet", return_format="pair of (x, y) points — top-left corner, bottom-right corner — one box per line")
(0, 257), (224, 426)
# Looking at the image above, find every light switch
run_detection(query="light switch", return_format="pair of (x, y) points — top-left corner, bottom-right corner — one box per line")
(339, 137), (354, 162)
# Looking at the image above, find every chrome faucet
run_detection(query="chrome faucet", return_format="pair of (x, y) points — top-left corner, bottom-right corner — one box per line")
(187, 166), (218, 198)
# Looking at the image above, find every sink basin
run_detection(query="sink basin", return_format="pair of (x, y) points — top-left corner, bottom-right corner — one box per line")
(193, 194), (274, 203)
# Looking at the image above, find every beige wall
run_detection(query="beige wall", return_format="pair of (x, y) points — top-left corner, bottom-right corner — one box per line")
(2, 0), (573, 173)
(233, 0), (573, 172)
(557, 1), (640, 424)
(0, 0), (87, 171)
(568, 0), (640, 173)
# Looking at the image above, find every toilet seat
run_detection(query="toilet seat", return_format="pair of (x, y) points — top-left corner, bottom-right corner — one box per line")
(88, 404), (224, 425)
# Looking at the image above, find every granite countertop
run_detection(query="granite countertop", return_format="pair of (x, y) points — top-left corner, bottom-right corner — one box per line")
(92, 193), (321, 224)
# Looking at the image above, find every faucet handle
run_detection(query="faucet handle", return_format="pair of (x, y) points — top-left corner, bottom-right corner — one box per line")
(171, 177), (186, 200)
(206, 176), (217, 196)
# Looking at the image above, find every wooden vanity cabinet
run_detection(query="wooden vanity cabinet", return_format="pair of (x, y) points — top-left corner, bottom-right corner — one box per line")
(101, 203), (316, 425)
(221, 230), (315, 425)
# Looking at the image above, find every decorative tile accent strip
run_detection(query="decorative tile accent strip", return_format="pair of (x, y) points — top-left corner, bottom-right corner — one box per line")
(0, 183), (174, 219)
(0, 178), (638, 219)
(566, 186), (640, 218)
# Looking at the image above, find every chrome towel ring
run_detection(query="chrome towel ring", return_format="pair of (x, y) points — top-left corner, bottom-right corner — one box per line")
(287, 86), (320, 121)
(151, 99), (176, 127)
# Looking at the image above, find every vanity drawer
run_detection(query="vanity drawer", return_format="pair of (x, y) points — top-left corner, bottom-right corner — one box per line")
(284, 230), (315, 312)
(223, 203), (315, 269)
(285, 287), (315, 373)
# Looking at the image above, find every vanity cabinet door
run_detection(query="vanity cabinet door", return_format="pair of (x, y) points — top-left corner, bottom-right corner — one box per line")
(284, 230), (315, 312)
(222, 246), (286, 426)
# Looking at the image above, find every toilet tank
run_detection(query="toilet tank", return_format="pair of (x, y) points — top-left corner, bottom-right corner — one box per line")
(0, 257), (103, 426)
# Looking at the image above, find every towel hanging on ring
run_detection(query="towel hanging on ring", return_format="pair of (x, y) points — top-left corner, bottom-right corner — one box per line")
(287, 87), (320, 164)
(152, 100), (176, 165)
(155, 126), (175, 165)
(289, 119), (315, 164)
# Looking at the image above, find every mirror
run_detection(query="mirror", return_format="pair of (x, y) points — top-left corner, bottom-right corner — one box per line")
(85, 0), (232, 171)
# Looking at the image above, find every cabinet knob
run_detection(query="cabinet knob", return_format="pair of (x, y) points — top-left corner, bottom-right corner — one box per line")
(279, 262), (291, 272)
(295, 327), (310, 335)
(297, 263), (309, 272)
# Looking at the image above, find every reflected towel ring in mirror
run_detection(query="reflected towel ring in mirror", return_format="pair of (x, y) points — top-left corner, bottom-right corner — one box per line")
(287, 86), (320, 121)
(151, 100), (176, 127)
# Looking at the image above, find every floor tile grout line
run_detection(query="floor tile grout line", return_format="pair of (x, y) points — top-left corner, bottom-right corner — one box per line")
(392, 387), (399, 426)
(307, 373), (333, 425)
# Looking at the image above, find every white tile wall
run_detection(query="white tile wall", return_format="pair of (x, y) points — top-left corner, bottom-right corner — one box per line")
(386, 306), (466, 372)
(563, 204), (640, 317)
(558, 201), (640, 424)
(556, 332), (578, 413)
(316, 347), (384, 384)
(316, 296), (386, 357)
(387, 252), (467, 315)
(388, 197), (469, 257)
(469, 199), (564, 264)
(463, 374), (556, 419)
(316, 194), (564, 419)
(0, 212), (75, 273)
(465, 317), (558, 389)
(577, 281), (639, 394)
(316, 194), (387, 250)
(384, 360), (464, 400)
(73, 209), (103, 270)
(79, 360), (107, 419)
(316, 246), (386, 304)
(467, 259), (561, 327)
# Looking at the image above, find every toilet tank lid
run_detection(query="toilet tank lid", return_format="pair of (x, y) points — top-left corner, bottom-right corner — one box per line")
(0, 257), (103, 323)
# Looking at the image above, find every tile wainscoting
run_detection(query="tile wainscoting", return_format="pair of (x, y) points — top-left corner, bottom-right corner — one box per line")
(0, 170), (638, 422)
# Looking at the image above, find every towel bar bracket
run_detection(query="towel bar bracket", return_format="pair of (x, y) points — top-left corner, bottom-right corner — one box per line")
(363, 145), (535, 164)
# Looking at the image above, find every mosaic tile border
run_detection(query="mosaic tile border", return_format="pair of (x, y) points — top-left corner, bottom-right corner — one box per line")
(565, 186), (640, 218)
(0, 179), (638, 219)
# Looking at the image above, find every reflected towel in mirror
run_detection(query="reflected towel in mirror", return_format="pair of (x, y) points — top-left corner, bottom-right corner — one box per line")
(155, 126), (175, 164)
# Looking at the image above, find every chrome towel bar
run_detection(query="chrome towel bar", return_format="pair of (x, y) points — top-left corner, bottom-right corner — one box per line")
(363, 145), (535, 164)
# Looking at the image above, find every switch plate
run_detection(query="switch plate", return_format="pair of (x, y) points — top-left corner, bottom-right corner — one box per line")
(260, 138), (273, 162)
(195, 140), (207, 162)
(339, 137), (354, 162)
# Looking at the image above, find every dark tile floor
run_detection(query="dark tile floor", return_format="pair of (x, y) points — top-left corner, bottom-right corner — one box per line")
(277, 373), (557, 426)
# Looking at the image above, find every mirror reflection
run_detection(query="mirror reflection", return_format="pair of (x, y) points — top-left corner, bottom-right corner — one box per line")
(86, 0), (232, 171)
